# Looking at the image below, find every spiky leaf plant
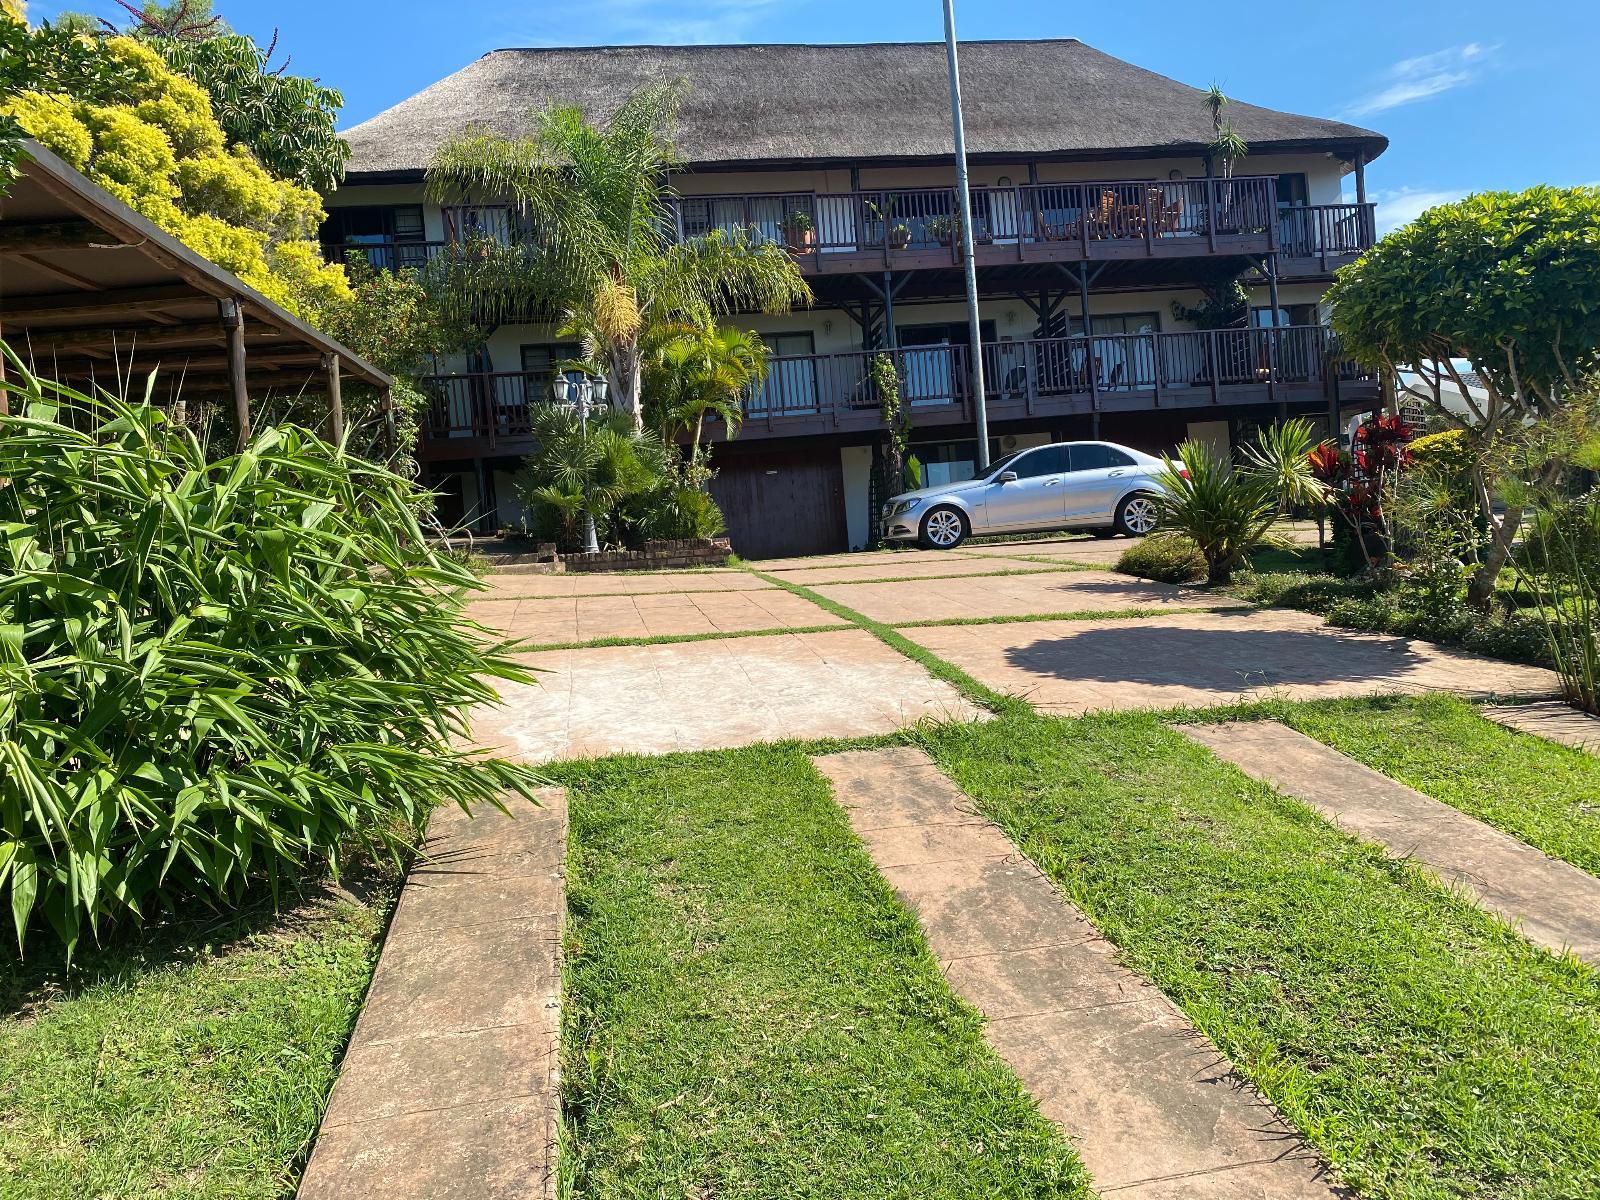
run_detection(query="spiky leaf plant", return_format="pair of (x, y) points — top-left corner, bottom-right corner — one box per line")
(0, 359), (542, 954)
(1152, 440), (1286, 585)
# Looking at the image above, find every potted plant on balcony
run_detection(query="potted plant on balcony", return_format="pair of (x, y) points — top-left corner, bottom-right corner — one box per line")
(888, 222), (913, 250)
(926, 214), (955, 247)
(862, 199), (886, 247)
(781, 209), (815, 253)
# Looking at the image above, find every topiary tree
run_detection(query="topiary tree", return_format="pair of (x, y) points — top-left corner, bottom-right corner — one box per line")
(1327, 185), (1600, 604)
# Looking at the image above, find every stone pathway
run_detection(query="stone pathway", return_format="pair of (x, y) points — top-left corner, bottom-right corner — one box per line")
(472, 629), (985, 762)
(1483, 700), (1600, 752)
(1181, 722), (1600, 963)
(478, 569), (772, 599)
(815, 569), (1242, 625)
(771, 555), (1061, 585)
(298, 790), (567, 1200)
(906, 608), (1561, 714)
(467, 587), (843, 644)
(812, 747), (1342, 1198)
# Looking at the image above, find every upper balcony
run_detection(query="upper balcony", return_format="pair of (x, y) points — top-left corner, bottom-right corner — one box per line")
(318, 182), (1377, 287)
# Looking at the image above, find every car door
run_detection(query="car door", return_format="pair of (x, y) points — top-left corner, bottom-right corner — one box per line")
(1062, 443), (1139, 523)
(983, 445), (1070, 530)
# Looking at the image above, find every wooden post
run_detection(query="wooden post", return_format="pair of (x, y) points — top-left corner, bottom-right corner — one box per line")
(380, 386), (396, 461)
(219, 297), (249, 447)
(323, 353), (344, 445)
(1353, 150), (1367, 206)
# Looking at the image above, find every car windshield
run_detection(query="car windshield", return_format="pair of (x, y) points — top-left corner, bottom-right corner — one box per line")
(981, 449), (1030, 478)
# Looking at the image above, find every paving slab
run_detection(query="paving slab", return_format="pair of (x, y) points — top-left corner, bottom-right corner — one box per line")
(812, 747), (1340, 1198)
(471, 629), (985, 762)
(476, 569), (772, 599)
(815, 569), (1243, 625)
(298, 789), (566, 1200)
(1483, 700), (1600, 752)
(758, 548), (971, 571)
(467, 588), (844, 644)
(774, 556), (1063, 585)
(956, 537), (1110, 561)
(904, 608), (1561, 713)
(1181, 722), (1600, 963)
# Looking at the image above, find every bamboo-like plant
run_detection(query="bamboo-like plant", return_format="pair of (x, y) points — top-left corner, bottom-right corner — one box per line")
(0, 357), (543, 954)
(1526, 493), (1600, 713)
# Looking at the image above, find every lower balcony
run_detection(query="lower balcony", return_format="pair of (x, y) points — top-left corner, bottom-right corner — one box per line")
(416, 326), (1377, 458)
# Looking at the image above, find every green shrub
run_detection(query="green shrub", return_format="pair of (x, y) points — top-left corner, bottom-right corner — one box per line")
(1116, 533), (1206, 584)
(0, 364), (541, 953)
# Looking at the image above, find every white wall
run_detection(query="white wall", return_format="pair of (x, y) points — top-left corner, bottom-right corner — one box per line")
(839, 445), (874, 550)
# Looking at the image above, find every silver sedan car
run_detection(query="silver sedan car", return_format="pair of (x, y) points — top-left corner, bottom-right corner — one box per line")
(881, 440), (1168, 549)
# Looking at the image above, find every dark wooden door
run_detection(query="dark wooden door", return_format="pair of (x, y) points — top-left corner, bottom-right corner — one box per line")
(710, 449), (848, 559)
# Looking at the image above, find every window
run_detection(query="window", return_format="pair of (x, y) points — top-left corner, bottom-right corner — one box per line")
(1069, 444), (1135, 471)
(321, 205), (428, 269)
(754, 332), (818, 415)
(1276, 173), (1309, 208)
(519, 343), (583, 399)
(1012, 445), (1070, 478)
(1251, 305), (1316, 328)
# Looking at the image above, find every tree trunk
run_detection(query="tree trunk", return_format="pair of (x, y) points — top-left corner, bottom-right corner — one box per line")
(1467, 503), (1523, 608)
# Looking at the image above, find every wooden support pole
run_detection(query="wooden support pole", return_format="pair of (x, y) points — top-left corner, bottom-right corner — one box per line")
(323, 352), (344, 446)
(1354, 150), (1367, 206)
(219, 297), (250, 447)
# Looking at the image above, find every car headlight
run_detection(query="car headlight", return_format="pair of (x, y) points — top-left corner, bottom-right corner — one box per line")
(883, 498), (922, 520)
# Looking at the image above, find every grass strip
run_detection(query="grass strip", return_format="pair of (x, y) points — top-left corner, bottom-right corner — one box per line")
(749, 569), (1021, 714)
(548, 745), (1091, 1199)
(1206, 693), (1600, 878)
(789, 564), (1092, 586)
(511, 622), (851, 653)
(890, 604), (1242, 630)
(918, 709), (1600, 1200)
(0, 877), (399, 1200)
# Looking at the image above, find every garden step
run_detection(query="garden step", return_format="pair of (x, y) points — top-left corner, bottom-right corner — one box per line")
(1181, 722), (1600, 963)
(1483, 701), (1600, 752)
(296, 789), (567, 1200)
(813, 746), (1341, 1198)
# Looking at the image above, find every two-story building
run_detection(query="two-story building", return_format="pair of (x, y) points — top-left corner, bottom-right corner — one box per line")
(325, 39), (1386, 558)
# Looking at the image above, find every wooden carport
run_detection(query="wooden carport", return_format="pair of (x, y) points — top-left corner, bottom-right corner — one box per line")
(0, 140), (391, 446)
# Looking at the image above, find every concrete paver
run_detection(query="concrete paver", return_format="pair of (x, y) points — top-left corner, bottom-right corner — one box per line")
(1483, 700), (1600, 752)
(1182, 722), (1600, 962)
(472, 630), (985, 762)
(816, 569), (1241, 625)
(813, 747), (1340, 1198)
(467, 588), (844, 645)
(905, 608), (1561, 713)
(298, 791), (566, 1200)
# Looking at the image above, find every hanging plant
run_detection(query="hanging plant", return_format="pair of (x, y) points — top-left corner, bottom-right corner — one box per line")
(871, 352), (913, 491)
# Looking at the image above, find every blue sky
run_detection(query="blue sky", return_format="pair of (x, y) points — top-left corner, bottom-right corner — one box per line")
(35, 0), (1600, 232)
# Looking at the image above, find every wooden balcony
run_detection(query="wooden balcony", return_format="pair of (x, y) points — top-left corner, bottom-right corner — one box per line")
(416, 326), (1377, 458)
(319, 190), (1376, 284)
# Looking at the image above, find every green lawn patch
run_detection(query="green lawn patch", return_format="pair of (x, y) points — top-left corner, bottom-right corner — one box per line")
(1245, 694), (1600, 877)
(920, 710), (1600, 1200)
(551, 746), (1090, 1199)
(0, 876), (398, 1199)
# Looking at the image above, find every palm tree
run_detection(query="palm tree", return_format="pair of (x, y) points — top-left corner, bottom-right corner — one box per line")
(641, 321), (768, 472)
(1203, 84), (1249, 228)
(426, 83), (810, 430)
(515, 405), (667, 551)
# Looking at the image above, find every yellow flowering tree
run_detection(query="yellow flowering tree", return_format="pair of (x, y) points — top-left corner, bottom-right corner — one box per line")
(1, 31), (349, 323)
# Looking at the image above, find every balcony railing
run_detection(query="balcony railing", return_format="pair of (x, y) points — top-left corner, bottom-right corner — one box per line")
(323, 190), (1377, 278)
(667, 177), (1282, 261)
(417, 326), (1374, 443)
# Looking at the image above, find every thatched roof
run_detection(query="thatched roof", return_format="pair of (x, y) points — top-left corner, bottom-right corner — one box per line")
(342, 39), (1386, 179)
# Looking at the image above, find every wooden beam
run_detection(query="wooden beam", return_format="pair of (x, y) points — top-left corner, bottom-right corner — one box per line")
(14, 321), (289, 354)
(0, 220), (111, 254)
(0, 284), (199, 323)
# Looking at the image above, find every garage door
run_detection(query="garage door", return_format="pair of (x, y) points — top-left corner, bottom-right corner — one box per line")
(710, 449), (849, 559)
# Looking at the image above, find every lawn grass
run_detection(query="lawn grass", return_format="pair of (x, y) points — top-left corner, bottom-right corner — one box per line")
(549, 745), (1090, 1199)
(0, 876), (398, 1200)
(1242, 693), (1600, 877)
(919, 709), (1600, 1200)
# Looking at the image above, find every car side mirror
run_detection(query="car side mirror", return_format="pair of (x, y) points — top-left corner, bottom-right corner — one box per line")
(998, 470), (1019, 483)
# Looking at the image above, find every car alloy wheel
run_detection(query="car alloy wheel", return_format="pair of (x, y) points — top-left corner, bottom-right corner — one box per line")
(923, 508), (965, 548)
(1121, 495), (1159, 535)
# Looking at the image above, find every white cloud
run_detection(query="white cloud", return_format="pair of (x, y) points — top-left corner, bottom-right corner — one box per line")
(1344, 43), (1496, 118)
(499, 0), (778, 46)
(1367, 187), (1469, 234)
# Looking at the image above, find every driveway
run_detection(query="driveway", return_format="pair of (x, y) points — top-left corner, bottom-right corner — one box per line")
(468, 537), (1560, 761)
